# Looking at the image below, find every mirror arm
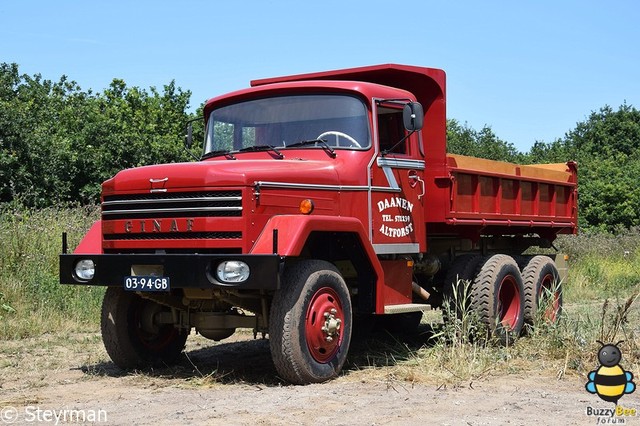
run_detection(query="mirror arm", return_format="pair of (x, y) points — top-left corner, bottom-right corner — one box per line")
(381, 129), (415, 157)
(184, 117), (202, 161)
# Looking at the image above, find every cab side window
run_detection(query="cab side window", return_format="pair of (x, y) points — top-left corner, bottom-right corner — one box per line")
(377, 106), (407, 154)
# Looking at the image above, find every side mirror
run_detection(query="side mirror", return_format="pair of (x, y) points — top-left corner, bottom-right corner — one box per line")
(185, 122), (193, 148)
(403, 102), (424, 132)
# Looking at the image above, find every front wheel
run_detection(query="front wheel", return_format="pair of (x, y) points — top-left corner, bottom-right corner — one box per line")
(269, 260), (353, 384)
(101, 287), (188, 369)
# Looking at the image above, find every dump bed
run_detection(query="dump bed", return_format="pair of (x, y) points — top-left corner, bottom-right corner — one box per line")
(425, 154), (578, 239)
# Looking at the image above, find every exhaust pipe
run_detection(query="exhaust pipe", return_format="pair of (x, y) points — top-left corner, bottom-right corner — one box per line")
(412, 281), (431, 301)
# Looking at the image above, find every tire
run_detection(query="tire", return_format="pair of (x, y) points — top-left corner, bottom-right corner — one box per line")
(442, 254), (482, 322)
(269, 260), (352, 384)
(521, 255), (562, 325)
(471, 255), (525, 344)
(101, 287), (188, 369)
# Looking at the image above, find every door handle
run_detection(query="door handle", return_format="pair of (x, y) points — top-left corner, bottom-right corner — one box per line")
(408, 171), (425, 200)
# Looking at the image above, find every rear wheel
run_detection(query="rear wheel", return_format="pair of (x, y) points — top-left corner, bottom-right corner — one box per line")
(269, 260), (352, 384)
(471, 255), (525, 344)
(442, 254), (483, 322)
(521, 255), (562, 325)
(101, 287), (188, 369)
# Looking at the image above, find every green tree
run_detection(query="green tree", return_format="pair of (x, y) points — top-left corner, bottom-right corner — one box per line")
(527, 138), (570, 163)
(568, 104), (640, 231)
(566, 103), (640, 160)
(0, 63), (22, 203)
(447, 119), (524, 163)
(0, 66), (81, 206)
(74, 79), (195, 201)
(0, 63), (198, 206)
(527, 104), (640, 231)
(578, 156), (640, 231)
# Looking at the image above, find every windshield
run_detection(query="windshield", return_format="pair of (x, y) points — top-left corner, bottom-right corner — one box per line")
(204, 94), (370, 156)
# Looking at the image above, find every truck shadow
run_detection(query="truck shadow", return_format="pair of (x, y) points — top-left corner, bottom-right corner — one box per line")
(81, 323), (437, 386)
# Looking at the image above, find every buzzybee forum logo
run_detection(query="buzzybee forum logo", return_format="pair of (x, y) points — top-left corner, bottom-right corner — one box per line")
(586, 341), (636, 403)
(585, 341), (637, 422)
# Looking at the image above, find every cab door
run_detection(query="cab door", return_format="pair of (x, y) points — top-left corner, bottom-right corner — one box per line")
(370, 101), (426, 254)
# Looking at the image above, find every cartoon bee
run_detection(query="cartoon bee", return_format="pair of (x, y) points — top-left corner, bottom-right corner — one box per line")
(586, 340), (636, 404)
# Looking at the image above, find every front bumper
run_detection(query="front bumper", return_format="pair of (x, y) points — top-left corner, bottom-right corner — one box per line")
(60, 253), (281, 290)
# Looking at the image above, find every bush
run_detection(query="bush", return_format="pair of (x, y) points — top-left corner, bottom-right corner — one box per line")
(0, 205), (103, 339)
(557, 231), (640, 301)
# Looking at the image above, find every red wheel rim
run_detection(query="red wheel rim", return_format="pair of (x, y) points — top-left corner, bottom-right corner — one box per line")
(497, 275), (521, 330)
(305, 287), (344, 363)
(539, 273), (560, 322)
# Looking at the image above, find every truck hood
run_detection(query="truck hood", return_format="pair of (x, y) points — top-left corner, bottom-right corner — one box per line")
(104, 159), (340, 192)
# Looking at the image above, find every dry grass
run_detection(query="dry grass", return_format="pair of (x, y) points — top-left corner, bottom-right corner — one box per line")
(342, 287), (640, 388)
(1, 296), (638, 391)
(0, 333), (106, 395)
(1, 207), (640, 388)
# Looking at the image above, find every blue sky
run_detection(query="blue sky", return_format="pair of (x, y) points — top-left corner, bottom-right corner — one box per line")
(1, 0), (638, 152)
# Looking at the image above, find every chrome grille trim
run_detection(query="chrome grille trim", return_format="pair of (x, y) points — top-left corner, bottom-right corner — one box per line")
(102, 206), (243, 216)
(102, 196), (242, 206)
(101, 191), (243, 219)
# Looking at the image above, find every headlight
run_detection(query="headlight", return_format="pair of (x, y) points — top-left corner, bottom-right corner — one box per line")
(216, 261), (250, 283)
(74, 259), (95, 281)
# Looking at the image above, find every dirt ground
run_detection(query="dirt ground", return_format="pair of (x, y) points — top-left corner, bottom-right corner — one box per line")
(0, 329), (630, 426)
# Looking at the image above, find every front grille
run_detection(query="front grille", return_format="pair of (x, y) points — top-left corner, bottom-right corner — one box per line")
(102, 191), (242, 220)
(103, 231), (242, 241)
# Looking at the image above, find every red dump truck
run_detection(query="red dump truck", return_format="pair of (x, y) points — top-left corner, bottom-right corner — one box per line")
(60, 64), (577, 384)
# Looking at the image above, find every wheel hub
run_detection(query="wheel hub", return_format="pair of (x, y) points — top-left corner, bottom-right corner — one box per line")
(321, 309), (342, 342)
(140, 302), (162, 334)
(305, 287), (344, 363)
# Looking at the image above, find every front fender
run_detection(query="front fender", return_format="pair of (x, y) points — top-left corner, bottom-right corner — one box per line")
(250, 215), (374, 257)
(251, 215), (386, 312)
(73, 220), (103, 254)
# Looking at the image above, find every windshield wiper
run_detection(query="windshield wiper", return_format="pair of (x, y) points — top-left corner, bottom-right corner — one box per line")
(201, 150), (236, 160)
(237, 145), (284, 159)
(287, 139), (336, 158)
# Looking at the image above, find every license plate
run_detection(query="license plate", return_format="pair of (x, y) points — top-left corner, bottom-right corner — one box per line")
(124, 276), (170, 292)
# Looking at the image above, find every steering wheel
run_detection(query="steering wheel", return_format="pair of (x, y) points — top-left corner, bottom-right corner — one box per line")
(316, 131), (361, 148)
